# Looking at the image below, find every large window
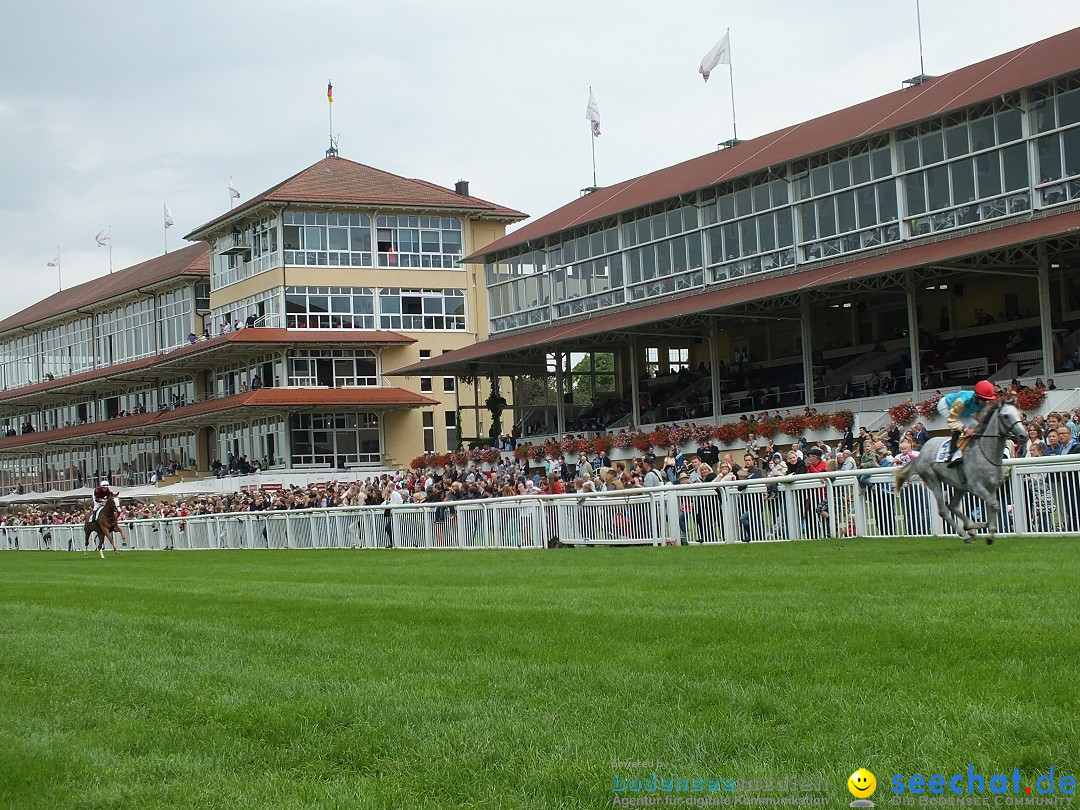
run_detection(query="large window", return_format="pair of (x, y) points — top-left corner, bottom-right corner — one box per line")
(376, 215), (463, 268)
(96, 298), (155, 365)
(285, 287), (374, 329)
(290, 412), (381, 466)
(1032, 76), (1080, 207)
(287, 349), (378, 388)
(158, 287), (194, 351)
(212, 215), (278, 289)
(37, 316), (93, 381)
(378, 288), (466, 331)
(789, 138), (899, 264)
(897, 100), (1029, 236)
(283, 212), (371, 268)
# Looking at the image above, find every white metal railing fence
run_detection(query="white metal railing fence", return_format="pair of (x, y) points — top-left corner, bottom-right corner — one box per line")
(4, 456), (1079, 552)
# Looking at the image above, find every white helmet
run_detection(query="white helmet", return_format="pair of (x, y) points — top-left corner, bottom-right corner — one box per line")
(100, 479), (110, 487)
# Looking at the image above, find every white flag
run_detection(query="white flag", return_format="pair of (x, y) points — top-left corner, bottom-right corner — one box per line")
(95, 227), (111, 247)
(164, 204), (174, 228)
(586, 89), (601, 137)
(228, 179), (240, 199)
(699, 31), (731, 82)
(47, 252), (60, 268)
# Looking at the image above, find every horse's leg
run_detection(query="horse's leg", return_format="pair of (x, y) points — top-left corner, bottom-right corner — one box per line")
(108, 529), (119, 554)
(970, 483), (1000, 545)
(947, 490), (977, 543)
(929, 483), (965, 538)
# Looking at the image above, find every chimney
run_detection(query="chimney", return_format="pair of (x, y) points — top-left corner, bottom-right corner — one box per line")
(454, 179), (470, 197)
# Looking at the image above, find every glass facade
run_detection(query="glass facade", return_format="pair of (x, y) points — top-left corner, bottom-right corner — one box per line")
(484, 81), (1080, 334)
(287, 349), (378, 387)
(378, 288), (466, 331)
(376, 215), (463, 268)
(289, 412), (381, 466)
(285, 287), (375, 330)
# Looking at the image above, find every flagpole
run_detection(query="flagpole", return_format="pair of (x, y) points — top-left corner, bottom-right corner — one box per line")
(915, 0), (926, 78)
(164, 203), (169, 255)
(55, 247), (61, 291)
(589, 86), (598, 188)
(726, 28), (738, 142)
(109, 244), (113, 274)
(328, 80), (334, 155)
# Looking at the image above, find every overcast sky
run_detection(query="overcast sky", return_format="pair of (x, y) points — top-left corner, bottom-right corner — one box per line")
(0, 1), (1077, 318)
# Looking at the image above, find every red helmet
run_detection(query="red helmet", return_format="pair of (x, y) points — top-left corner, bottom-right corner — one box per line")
(974, 380), (996, 400)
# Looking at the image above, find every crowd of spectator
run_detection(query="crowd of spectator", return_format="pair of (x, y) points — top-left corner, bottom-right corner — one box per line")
(1, 406), (1077, 544)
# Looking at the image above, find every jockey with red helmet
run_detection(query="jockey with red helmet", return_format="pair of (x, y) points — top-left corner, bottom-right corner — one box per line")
(937, 380), (997, 467)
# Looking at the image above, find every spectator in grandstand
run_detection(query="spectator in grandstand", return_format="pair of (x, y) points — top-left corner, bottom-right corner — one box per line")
(641, 457), (664, 488)
(696, 438), (720, 468)
(910, 422), (930, 449)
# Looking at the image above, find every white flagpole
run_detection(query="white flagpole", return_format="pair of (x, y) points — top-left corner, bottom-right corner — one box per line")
(915, 0), (926, 78)
(590, 86), (598, 188)
(109, 243), (113, 273)
(726, 28), (738, 142)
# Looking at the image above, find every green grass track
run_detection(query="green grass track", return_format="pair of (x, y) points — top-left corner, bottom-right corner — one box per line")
(1, 536), (1078, 809)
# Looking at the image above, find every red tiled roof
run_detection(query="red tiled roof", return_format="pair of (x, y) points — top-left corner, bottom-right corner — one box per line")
(187, 156), (527, 239)
(468, 26), (1080, 261)
(0, 387), (437, 451)
(397, 207), (1080, 374)
(0, 243), (209, 335)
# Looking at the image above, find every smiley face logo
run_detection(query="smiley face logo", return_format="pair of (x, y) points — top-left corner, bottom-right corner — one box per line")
(848, 768), (877, 799)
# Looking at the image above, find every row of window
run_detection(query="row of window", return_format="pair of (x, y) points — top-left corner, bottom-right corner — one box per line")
(486, 81), (1080, 331)
(284, 286), (466, 331)
(1, 288), (197, 388)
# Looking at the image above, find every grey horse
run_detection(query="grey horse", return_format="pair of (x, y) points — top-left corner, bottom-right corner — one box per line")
(895, 400), (1027, 543)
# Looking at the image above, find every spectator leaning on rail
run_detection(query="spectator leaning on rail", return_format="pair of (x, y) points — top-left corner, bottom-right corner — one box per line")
(938, 380), (996, 468)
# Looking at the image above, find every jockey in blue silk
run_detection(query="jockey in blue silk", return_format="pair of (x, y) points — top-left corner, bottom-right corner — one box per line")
(936, 380), (996, 467)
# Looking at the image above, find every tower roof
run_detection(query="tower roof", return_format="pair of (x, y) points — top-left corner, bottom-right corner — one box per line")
(187, 155), (526, 240)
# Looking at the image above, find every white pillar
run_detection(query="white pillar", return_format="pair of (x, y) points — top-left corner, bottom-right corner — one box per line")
(800, 294), (814, 406)
(709, 321), (723, 422)
(907, 286), (921, 399)
(1037, 245), (1055, 376)
(554, 352), (566, 435)
(629, 341), (641, 427)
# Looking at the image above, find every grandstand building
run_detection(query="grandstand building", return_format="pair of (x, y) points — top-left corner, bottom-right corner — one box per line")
(0, 157), (524, 492)
(400, 27), (1080, 437)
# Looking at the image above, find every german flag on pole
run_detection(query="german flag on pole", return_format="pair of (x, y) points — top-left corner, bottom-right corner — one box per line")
(327, 81), (333, 103)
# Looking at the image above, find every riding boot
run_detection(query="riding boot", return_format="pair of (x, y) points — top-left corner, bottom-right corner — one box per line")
(947, 431), (963, 468)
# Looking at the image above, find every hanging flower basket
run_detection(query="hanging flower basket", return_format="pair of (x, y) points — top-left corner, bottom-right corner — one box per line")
(828, 410), (854, 431)
(917, 393), (943, 418)
(888, 399), (917, 426)
(1015, 387), (1046, 412)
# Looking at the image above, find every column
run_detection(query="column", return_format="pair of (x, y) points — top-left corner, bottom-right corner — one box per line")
(906, 285), (921, 399)
(709, 321), (723, 422)
(800, 294), (814, 406)
(1037, 245), (1055, 376)
(554, 352), (566, 435)
(629, 341), (642, 427)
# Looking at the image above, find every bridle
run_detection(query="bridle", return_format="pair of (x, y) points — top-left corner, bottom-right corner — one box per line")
(970, 404), (1023, 468)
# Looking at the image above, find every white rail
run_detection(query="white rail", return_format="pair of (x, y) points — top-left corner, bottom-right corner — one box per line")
(4, 456), (1079, 552)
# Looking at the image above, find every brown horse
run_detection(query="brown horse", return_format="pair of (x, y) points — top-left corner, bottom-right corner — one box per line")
(84, 495), (121, 558)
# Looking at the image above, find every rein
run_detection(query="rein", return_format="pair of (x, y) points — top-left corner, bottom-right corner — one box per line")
(968, 406), (1017, 468)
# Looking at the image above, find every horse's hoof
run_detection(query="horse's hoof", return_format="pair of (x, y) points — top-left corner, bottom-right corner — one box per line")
(985, 536), (994, 545)
(963, 535), (975, 544)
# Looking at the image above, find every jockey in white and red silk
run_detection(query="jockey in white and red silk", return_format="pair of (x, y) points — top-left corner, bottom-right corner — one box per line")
(92, 479), (114, 521)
